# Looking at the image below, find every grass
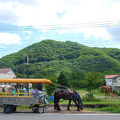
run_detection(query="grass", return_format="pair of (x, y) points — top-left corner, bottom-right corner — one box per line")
(83, 99), (120, 105)
(51, 89), (120, 105)
(92, 106), (120, 113)
(58, 97), (120, 106)
(17, 105), (31, 111)
(77, 89), (120, 113)
(57, 89), (120, 113)
(17, 89), (120, 113)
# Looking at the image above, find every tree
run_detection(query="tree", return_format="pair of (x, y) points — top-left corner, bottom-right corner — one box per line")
(46, 76), (57, 95)
(84, 72), (104, 95)
(69, 71), (85, 88)
(57, 71), (70, 87)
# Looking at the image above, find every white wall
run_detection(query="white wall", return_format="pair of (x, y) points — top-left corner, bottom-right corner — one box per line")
(116, 77), (120, 86)
(0, 70), (16, 78)
(0, 74), (15, 78)
(105, 78), (112, 86)
(0, 69), (16, 85)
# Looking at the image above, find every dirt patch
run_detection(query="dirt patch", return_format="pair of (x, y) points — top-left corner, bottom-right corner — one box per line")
(0, 105), (108, 114)
(44, 105), (94, 114)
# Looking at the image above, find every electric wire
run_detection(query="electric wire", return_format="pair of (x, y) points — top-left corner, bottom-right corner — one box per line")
(0, 20), (120, 31)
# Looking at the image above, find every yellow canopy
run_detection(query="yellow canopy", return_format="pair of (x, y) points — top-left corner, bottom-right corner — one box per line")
(0, 78), (52, 84)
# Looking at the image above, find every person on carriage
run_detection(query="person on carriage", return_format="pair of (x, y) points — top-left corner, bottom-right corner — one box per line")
(32, 86), (48, 104)
(12, 87), (16, 96)
(32, 87), (38, 97)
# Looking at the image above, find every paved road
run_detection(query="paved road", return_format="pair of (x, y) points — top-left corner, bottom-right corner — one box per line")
(0, 113), (120, 120)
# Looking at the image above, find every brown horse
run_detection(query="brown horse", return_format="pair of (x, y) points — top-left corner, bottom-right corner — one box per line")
(102, 86), (111, 98)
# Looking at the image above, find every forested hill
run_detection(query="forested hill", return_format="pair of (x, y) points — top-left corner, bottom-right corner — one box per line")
(0, 40), (120, 79)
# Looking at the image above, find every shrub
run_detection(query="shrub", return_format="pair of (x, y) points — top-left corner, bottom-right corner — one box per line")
(97, 106), (120, 113)
(83, 93), (101, 102)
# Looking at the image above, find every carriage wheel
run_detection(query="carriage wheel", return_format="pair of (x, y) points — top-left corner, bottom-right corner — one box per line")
(4, 105), (15, 114)
(37, 106), (44, 114)
(32, 107), (38, 113)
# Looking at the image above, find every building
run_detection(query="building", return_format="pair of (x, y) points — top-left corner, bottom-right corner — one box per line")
(105, 75), (120, 92)
(0, 68), (16, 85)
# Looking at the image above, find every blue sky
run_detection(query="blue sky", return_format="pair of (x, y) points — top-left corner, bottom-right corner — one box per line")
(0, 0), (120, 58)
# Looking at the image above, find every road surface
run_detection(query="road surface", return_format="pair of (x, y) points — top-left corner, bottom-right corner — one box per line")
(0, 106), (120, 120)
(0, 113), (120, 120)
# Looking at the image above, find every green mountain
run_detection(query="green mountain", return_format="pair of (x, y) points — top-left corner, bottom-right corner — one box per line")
(0, 40), (120, 78)
(95, 47), (120, 62)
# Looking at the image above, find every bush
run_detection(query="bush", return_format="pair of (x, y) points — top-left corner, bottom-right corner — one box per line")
(83, 93), (101, 102)
(97, 106), (120, 113)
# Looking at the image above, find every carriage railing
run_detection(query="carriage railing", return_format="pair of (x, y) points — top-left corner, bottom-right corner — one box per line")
(0, 92), (47, 105)
(0, 92), (33, 97)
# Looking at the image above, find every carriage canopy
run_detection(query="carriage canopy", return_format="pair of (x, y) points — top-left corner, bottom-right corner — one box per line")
(0, 78), (52, 84)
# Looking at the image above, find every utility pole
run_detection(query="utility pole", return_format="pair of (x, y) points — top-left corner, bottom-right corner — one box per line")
(23, 54), (26, 78)
(26, 56), (29, 78)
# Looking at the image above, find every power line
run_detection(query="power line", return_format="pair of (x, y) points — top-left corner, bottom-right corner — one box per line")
(0, 20), (120, 31)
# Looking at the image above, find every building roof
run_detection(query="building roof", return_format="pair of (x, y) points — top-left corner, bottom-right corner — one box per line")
(0, 68), (11, 74)
(105, 75), (120, 79)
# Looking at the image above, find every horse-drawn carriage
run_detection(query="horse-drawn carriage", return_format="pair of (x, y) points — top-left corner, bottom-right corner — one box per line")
(0, 78), (51, 114)
(0, 78), (83, 114)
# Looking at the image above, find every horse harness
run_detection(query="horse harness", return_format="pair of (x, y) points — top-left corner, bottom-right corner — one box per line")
(56, 89), (73, 96)
(56, 92), (65, 96)
(56, 89), (79, 101)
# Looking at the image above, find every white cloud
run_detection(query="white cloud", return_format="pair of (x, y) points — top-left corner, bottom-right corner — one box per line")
(84, 28), (112, 40)
(0, 0), (37, 6)
(0, 0), (120, 41)
(0, 33), (21, 45)
(1, 0), (120, 25)
(72, 27), (112, 41)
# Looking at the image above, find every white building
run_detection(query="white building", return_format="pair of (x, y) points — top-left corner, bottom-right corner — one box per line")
(105, 75), (120, 92)
(0, 68), (16, 85)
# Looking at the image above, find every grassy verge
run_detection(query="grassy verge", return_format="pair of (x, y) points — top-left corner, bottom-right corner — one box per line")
(17, 89), (120, 113)
(83, 99), (120, 105)
(92, 106), (120, 113)
(57, 89), (120, 113)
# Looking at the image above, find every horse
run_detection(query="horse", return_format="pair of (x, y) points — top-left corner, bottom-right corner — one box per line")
(102, 86), (111, 98)
(54, 88), (83, 111)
